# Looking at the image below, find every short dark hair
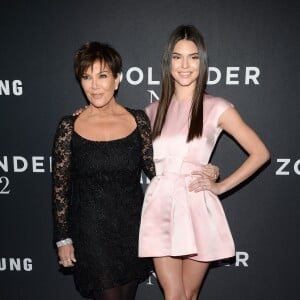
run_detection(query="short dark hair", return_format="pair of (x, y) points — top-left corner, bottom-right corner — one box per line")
(74, 41), (122, 80)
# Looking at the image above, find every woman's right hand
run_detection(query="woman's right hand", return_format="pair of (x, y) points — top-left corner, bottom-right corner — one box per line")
(72, 105), (88, 116)
(58, 244), (77, 267)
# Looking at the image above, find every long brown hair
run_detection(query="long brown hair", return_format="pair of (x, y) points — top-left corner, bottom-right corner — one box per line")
(152, 25), (208, 142)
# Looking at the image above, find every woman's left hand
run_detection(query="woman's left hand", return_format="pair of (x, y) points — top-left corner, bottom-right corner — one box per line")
(192, 163), (219, 180)
(188, 176), (222, 195)
(188, 163), (222, 194)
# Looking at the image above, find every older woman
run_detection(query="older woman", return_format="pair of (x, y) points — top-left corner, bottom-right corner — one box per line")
(52, 42), (155, 300)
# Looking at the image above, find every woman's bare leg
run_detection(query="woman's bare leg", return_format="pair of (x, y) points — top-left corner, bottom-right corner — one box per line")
(182, 259), (209, 300)
(153, 256), (187, 300)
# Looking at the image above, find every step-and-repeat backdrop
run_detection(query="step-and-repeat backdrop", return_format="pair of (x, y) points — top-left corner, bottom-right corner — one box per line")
(0, 1), (299, 299)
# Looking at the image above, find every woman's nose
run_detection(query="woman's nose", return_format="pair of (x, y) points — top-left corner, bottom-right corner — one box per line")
(91, 78), (98, 89)
(181, 57), (188, 68)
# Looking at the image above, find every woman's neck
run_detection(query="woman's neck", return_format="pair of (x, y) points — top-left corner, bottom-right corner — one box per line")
(84, 99), (121, 118)
(173, 85), (194, 101)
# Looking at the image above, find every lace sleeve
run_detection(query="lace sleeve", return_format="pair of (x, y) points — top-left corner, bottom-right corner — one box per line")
(52, 116), (74, 241)
(135, 110), (156, 180)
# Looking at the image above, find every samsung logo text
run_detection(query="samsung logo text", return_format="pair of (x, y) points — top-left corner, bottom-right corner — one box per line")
(0, 80), (23, 96)
(0, 258), (33, 272)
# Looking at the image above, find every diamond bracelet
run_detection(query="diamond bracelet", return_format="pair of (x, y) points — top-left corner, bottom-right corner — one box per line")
(56, 238), (73, 248)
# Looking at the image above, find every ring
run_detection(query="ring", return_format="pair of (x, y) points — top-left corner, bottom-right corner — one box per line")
(59, 259), (71, 264)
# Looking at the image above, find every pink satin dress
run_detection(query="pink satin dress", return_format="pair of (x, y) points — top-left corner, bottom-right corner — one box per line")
(139, 94), (235, 262)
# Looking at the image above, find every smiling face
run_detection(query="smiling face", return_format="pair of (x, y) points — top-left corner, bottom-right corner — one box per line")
(171, 39), (200, 89)
(80, 60), (120, 109)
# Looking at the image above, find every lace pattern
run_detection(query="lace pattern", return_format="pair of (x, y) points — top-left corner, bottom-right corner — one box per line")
(52, 110), (156, 242)
(52, 116), (74, 241)
(129, 108), (156, 180)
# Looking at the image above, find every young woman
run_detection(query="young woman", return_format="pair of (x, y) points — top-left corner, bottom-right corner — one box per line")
(138, 25), (270, 300)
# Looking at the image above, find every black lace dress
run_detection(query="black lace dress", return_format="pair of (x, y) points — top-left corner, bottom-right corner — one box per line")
(52, 109), (155, 296)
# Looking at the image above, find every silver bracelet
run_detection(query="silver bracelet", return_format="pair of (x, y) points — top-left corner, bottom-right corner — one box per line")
(56, 238), (73, 248)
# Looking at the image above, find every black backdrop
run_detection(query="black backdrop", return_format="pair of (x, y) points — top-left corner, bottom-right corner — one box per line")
(0, 1), (299, 299)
